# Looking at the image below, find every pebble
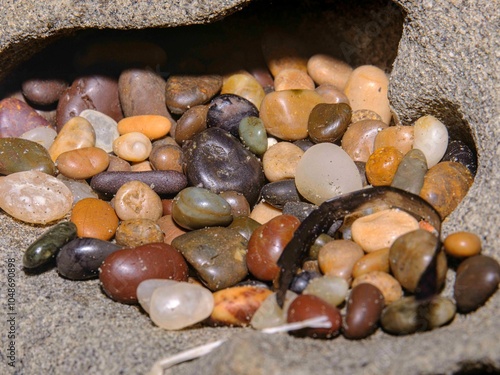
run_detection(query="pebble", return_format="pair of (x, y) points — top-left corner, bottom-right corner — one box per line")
(49, 116), (96, 162)
(303, 275), (349, 307)
(341, 119), (388, 162)
(260, 89), (325, 141)
(183, 127), (266, 206)
(287, 294), (342, 339)
(140, 280), (214, 330)
(419, 161), (474, 218)
(274, 68), (315, 91)
(307, 54), (353, 90)
(56, 75), (123, 131)
(206, 94), (259, 137)
(307, 102), (352, 144)
(90, 170), (187, 197)
(99, 242), (188, 304)
(381, 296), (456, 335)
(70, 197), (119, 240)
(351, 208), (420, 253)
(56, 146), (110, 180)
(19, 126), (57, 150)
(112, 131), (152, 162)
(56, 237), (122, 280)
(0, 98), (52, 137)
(165, 74), (222, 115)
(149, 144), (183, 173)
(172, 227), (248, 291)
(260, 179), (301, 209)
(365, 146), (404, 186)
(390, 148), (428, 194)
(238, 116), (268, 156)
(208, 285), (273, 327)
(227, 216), (261, 241)
(117, 115), (171, 140)
(413, 115), (449, 168)
(344, 65), (391, 124)
(0, 170), (73, 224)
(374, 125), (414, 155)
(174, 105), (208, 145)
(441, 139), (477, 175)
(23, 221), (77, 268)
(247, 215), (301, 281)
(317, 240), (364, 282)
(157, 214), (188, 245)
(352, 247), (390, 278)
(344, 283), (385, 339)
(78, 109), (120, 153)
(454, 255), (500, 313)
(57, 174), (98, 203)
(250, 291), (298, 330)
(171, 186), (233, 230)
(352, 271), (403, 304)
(315, 84), (349, 105)
(443, 231), (482, 258)
(113, 180), (161, 221)
(221, 73), (266, 110)
(262, 142), (304, 182)
(290, 271), (322, 294)
(115, 218), (165, 247)
(249, 201), (283, 224)
(389, 229), (447, 294)
(219, 191), (251, 217)
(295, 143), (363, 205)
(21, 77), (68, 106)
(0, 137), (56, 176)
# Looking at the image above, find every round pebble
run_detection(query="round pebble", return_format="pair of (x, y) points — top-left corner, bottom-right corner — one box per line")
(174, 105), (208, 145)
(352, 271), (403, 304)
(56, 146), (110, 180)
(149, 144), (183, 173)
(70, 198), (119, 241)
(317, 240), (364, 282)
(365, 146), (404, 186)
(113, 180), (163, 221)
(221, 73), (265, 110)
(115, 218), (165, 247)
(238, 116), (268, 156)
(307, 102), (351, 144)
(443, 231), (482, 258)
(413, 115), (449, 168)
(262, 142), (304, 182)
(112, 131), (152, 162)
(341, 119), (388, 162)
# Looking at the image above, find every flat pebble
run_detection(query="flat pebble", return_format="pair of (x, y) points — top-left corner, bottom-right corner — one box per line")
(317, 240), (364, 282)
(21, 77), (68, 106)
(443, 231), (482, 258)
(165, 75), (222, 115)
(307, 54), (353, 90)
(341, 119), (388, 162)
(262, 142), (304, 182)
(71, 197), (119, 241)
(117, 115), (171, 140)
(344, 283), (385, 339)
(48, 116), (96, 162)
(0, 137), (56, 176)
(352, 271), (403, 304)
(365, 146), (404, 186)
(238, 116), (268, 156)
(114, 180), (163, 221)
(56, 146), (109, 180)
(115, 218), (165, 247)
(79, 109), (120, 153)
(413, 115), (448, 168)
(0, 98), (52, 137)
(112, 131), (152, 162)
(0, 170), (73, 224)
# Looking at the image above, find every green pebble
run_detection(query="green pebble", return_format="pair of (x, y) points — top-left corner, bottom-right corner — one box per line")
(0, 137), (56, 176)
(238, 116), (268, 156)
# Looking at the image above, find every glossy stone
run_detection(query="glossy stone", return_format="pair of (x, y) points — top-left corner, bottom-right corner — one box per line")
(112, 131), (152, 162)
(19, 126), (57, 150)
(317, 240), (364, 282)
(0, 98), (52, 137)
(307, 54), (353, 90)
(341, 119), (388, 162)
(221, 73), (266, 110)
(115, 218), (165, 247)
(183, 127), (266, 206)
(352, 248), (390, 278)
(21, 77), (68, 106)
(117, 115), (171, 140)
(352, 271), (403, 304)
(149, 144), (183, 173)
(413, 115), (449, 168)
(344, 283), (385, 339)
(247, 215), (301, 281)
(260, 179), (301, 209)
(99, 242), (188, 304)
(70, 197), (118, 240)
(48, 116), (96, 162)
(260, 89), (325, 141)
(262, 142), (304, 182)
(56, 237), (122, 280)
(374, 125), (414, 155)
(238, 116), (268, 156)
(391, 148), (428, 195)
(172, 227), (248, 291)
(208, 285), (273, 327)
(454, 255), (500, 313)
(57, 174), (98, 203)
(171, 187), (233, 230)
(227, 216), (261, 241)
(165, 75), (222, 115)
(56, 147), (110, 180)
(303, 275), (349, 307)
(23, 221), (77, 268)
(174, 105), (208, 145)
(308, 103), (351, 144)
(442, 139), (477, 176)
(79, 109), (120, 153)
(315, 84), (349, 105)
(419, 161), (474, 218)
(274, 68), (315, 91)
(443, 231), (482, 258)
(157, 214), (187, 245)
(114, 180), (163, 221)
(249, 201), (282, 224)
(0, 137), (56, 175)
(381, 296), (456, 335)
(365, 146), (404, 186)
(287, 294), (342, 339)
(0, 170), (73, 224)
(295, 143), (363, 205)
(219, 191), (250, 217)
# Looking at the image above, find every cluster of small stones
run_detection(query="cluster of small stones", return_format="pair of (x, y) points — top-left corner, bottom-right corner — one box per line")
(0, 29), (498, 341)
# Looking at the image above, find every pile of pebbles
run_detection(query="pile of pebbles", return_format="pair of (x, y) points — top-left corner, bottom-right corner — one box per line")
(0, 28), (498, 344)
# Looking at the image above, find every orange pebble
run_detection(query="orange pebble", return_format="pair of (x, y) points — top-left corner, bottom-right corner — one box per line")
(117, 115), (171, 140)
(70, 198), (119, 240)
(365, 146), (404, 186)
(444, 231), (482, 258)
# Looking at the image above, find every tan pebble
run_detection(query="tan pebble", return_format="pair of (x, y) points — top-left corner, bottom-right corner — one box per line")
(262, 142), (304, 182)
(49, 116), (96, 161)
(444, 231), (482, 258)
(352, 271), (402, 304)
(249, 201), (282, 224)
(274, 68), (315, 91)
(351, 208), (420, 252)
(56, 146), (110, 180)
(130, 160), (152, 171)
(117, 115), (171, 140)
(114, 180), (163, 221)
(352, 248), (390, 279)
(374, 125), (414, 155)
(208, 285), (273, 327)
(317, 240), (364, 283)
(315, 84), (350, 105)
(365, 146), (404, 186)
(344, 65), (391, 125)
(149, 144), (183, 173)
(341, 119), (388, 162)
(70, 197), (118, 240)
(107, 155), (131, 171)
(307, 54), (353, 90)
(221, 73), (266, 110)
(115, 218), (165, 247)
(157, 214), (188, 245)
(112, 131), (152, 162)
(351, 109), (382, 124)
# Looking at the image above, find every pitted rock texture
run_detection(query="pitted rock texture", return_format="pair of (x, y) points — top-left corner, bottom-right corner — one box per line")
(0, 1), (498, 375)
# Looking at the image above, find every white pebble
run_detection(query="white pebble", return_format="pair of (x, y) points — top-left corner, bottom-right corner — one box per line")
(413, 115), (448, 168)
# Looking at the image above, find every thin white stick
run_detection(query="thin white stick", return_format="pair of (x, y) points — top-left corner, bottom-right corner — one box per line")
(261, 316), (332, 334)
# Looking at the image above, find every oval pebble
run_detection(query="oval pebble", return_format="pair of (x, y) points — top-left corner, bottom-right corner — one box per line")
(413, 115), (448, 168)
(274, 68), (315, 91)
(443, 231), (482, 258)
(221, 73), (266, 110)
(70, 197), (119, 240)
(352, 247), (390, 278)
(79, 109), (120, 153)
(390, 148), (428, 195)
(238, 116), (268, 156)
(115, 218), (165, 247)
(307, 102), (352, 144)
(262, 142), (304, 182)
(303, 275), (349, 307)
(114, 180), (163, 221)
(117, 115), (171, 140)
(307, 54), (353, 90)
(317, 240), (364, 282)
(112, 131), (152, 162)
(352, 271), (403, 304)
(0, 137), (56, 176)
(365, 146), (404, 186)
(57, 175), (98, 204)
(56, 146), (110, 180)
(22, 77), (68, 106)
(374, 125), (414, 155)
(165, 75), (222, 115)
(48, 116), (96, 162)
(344, 283), (385, 339)
(260, 179), (301, 209)
(341, 119), (388, 162)
(0, 98), (52, 138)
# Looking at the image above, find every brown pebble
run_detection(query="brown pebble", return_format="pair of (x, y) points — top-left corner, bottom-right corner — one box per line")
(341, 119), (388, 162)
(115, 218), (165, 247)
(56, 146), (110, 180)
(149, 144), (183, 173)
(274, 68), (315, 91)
(157, 215), (187, 245)
(352, 248), (390, 279)
(262, 142), (304, 182)
(70, 198), (119, 241)
(365, 146), (404, 186)
(307, 54), (353, 90)
(444, 231), (482, 258)
(344, 283), (385, 339)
